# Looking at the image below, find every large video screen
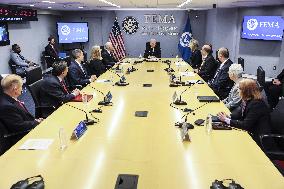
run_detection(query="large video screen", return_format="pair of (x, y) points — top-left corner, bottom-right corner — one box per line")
(241, 16), (284, 41)
(57, 22), (89, 44)
(0, 23), (10, 46)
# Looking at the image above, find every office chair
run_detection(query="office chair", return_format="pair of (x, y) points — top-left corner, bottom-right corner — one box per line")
(8, 59), (26, 78)
(27, 79), (55, 118)
(260, 99), (284, 176)
(257, 66), (265, 89)
(25, 66), (43, 85)
(238, 57), (244, 71)
(0, 120), (29, 156)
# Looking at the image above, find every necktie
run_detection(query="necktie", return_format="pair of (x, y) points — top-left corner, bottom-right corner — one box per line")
(60, 80), (69, 94)
(78, 64), (87, 77)
(17, 100), (28, 113)
(18, 53), (25, 60)
(213, 68), (221, 80)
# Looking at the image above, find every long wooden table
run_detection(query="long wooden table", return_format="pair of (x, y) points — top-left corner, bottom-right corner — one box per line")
(0, 59), (283, 188)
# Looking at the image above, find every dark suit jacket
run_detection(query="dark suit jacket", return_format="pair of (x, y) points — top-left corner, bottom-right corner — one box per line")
(101, 50), (117, 67)
(144, 46), (161, 58)
(68, 61), (91, 87)
(188, 49), (202, 69)
(276, 69), (284, 82)
(0, 75), (3, 95)
(0, 93), (38, 134)
(198, 54), (218, 82)
(230, 99), (271, 145)
(88, 59), (106, 77)
(44, 44), (60, 67)
(40, 75), (75, 111)
(209, 59), (234, 99)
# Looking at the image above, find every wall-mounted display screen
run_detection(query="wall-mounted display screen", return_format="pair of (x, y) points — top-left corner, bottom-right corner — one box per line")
(57, 22), (89, 44)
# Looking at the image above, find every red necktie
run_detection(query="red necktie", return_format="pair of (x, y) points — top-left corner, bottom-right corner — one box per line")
(60, 80), (69, 94)
(17, 100), (28, 113)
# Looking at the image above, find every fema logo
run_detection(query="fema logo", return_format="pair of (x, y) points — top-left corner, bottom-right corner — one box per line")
(122, 16), (139, 35)
(61, 25), (71, 35)
(179, 32), (192, 47)
(247, 19), (258, 31)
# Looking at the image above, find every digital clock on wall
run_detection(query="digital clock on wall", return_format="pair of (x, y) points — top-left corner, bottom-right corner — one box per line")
(0, 6), (38, 22)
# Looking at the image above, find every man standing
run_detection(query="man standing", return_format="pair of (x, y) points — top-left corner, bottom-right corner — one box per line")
(144, 39), (161, 58)
(40, 61), (80, 117)
(68, 49), (96, 88)
(208, 47), (234, 99)
(44, 36), (60, 68)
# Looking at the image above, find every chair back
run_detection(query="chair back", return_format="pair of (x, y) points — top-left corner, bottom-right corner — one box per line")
(0, 120), (11, 155)
(26, 66), (42, 85)
(257, 66), (265, 88)
(28, 79), (44, 108)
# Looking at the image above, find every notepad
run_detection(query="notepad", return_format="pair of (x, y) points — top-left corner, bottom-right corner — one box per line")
(19, 139), (54, 150)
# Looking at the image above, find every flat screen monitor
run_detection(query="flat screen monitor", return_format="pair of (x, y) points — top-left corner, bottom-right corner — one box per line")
(0, 23), (10, 46)
(241, 16), (284, 41)
(57, 22), (89, 44)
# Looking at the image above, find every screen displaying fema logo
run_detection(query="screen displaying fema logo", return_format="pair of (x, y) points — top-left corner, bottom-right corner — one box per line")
(242, 16), (284, 41)
(57, 22), (89, 44)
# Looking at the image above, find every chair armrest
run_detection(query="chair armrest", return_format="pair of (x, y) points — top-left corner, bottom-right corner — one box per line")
(3, 129), (31, 138)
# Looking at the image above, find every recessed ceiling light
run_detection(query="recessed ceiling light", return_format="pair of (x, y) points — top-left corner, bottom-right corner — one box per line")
(42, 0), (50, 2)
(30, 4), (35, 7)
(98, 0), (120, 8)
(47, 6), (52, 8)
(78, 6), (84, 9)
(49, 1), (56, 3)
(177, 0), (192, 8)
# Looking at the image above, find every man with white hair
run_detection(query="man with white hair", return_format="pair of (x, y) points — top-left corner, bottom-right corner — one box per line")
(223, 64), (243, 110)
(101, 42), (118, 67)
(144, 39), (161, 58)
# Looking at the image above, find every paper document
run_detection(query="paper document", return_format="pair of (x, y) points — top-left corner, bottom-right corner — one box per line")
(96, 79), (111, 83)
(19, 139), (54, 150)
(180, 72), (195, 77)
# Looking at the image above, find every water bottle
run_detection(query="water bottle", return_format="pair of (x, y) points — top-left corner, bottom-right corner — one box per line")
(59, 127), (68, 150)
(205, 114), (212, 134)
(82, 92), (88, 105)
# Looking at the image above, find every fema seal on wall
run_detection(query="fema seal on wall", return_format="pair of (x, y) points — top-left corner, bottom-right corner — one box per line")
(247, 19), (258, 31)
(179, 32), (192, 47)
(122, 16), (139, 34)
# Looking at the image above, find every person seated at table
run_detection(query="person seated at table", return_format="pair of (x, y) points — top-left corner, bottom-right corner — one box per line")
(0, 75), (3, 95)
(0, 74), (43, 138)
(208, 47), (234, 100)
(68, 49), (97, 88)
(264, 68), (284, 109)
(197, 44), (218, 82)
(144, 39), (161, 59)
(101, 42), (119, 67)
(10, 44), (37, 76)
(187, 39), (202, 69)
(88, 45), (106, 77)
(217, 78), (271, 146)
(223, 64), (243, 111)
(40, 61), (80, 117)
(44, 35), (60, 68)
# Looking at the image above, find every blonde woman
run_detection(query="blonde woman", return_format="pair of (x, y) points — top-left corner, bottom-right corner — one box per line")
(88, 45), (106, 77)
(188, 39), (202, 69)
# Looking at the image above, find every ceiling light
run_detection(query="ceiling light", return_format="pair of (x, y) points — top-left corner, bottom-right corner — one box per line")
(99, 0), (120, 8)
(42, 1), (50, 2)
(47, 6), (52, 8)
(78, 6), (84, 9)
(30, 4), (35, 7)
(177, 0), (192, 8)
(49, 1), (56, 3)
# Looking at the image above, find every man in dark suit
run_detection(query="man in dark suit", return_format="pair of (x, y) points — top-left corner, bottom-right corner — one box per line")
(265, 68), (284, 108)
(144, 39), (161, 58)
(68, 49), (97, 88)
(0, 75), (3, 95)
(40, 61), (80, 117)
(197, 44), (218, 82)
(0, 74), (42, 135)
(44, 36), (60, 68)
(208, 47), (234, 99)
(101, 42), (118, 67)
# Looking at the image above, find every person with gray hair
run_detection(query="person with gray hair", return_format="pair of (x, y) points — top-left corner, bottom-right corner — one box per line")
(144, 38), (161, 58)
(101, 42), (118, 67)
(223, 64), (243, 110)
(188, 39), (202, 69)
(68, 49), (97, 88)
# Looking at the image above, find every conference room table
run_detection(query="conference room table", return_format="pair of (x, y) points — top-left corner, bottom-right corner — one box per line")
(0, 58), (283, 189)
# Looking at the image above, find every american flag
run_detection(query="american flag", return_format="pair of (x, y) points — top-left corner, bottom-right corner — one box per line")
(109, 18), (126, 60)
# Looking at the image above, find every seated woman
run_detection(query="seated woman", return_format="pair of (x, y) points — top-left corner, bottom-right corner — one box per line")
(187, 39), (202, 69)
(218, 78), (271, 146)
(222, 64), (243, 111)
(88, 46), (106, 77)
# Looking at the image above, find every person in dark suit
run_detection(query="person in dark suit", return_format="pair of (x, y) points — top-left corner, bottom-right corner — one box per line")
(0, 75), (3, 95)
(68, 49), (97, 88)
(40, 61), (80, 117)
(101, 42), (118, 68)
(0, 74), (43, 135)
(265, 68), (284, 109)
(197, 44), (218, 82)
(88, 45), (106, 77)
(218, 79), (271, 146)
(144, 39), (161, 58)
(44, 36), (60, 68)
(187, 39), (202, 69)
(208, 47), (234, 99)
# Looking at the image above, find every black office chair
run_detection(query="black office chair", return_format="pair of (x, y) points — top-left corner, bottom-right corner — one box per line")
(27, 79), (55, 118)
(238, 57), (244, 71)
(8, 59), (26, 78)
(257, 66), (265, 89)
(0, 120), (29, 156)
(25, 66), (43, 85)
(43, 51), (56, 69)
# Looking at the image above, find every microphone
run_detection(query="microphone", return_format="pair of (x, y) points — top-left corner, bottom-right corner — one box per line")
(115, 74), (129, 86)
(169, 74), (180, 87)
(175, 100), (216, 127)
(174, 80), (200, 105)
(64, 103), (95, 125)
(98, 91), (113, 106)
